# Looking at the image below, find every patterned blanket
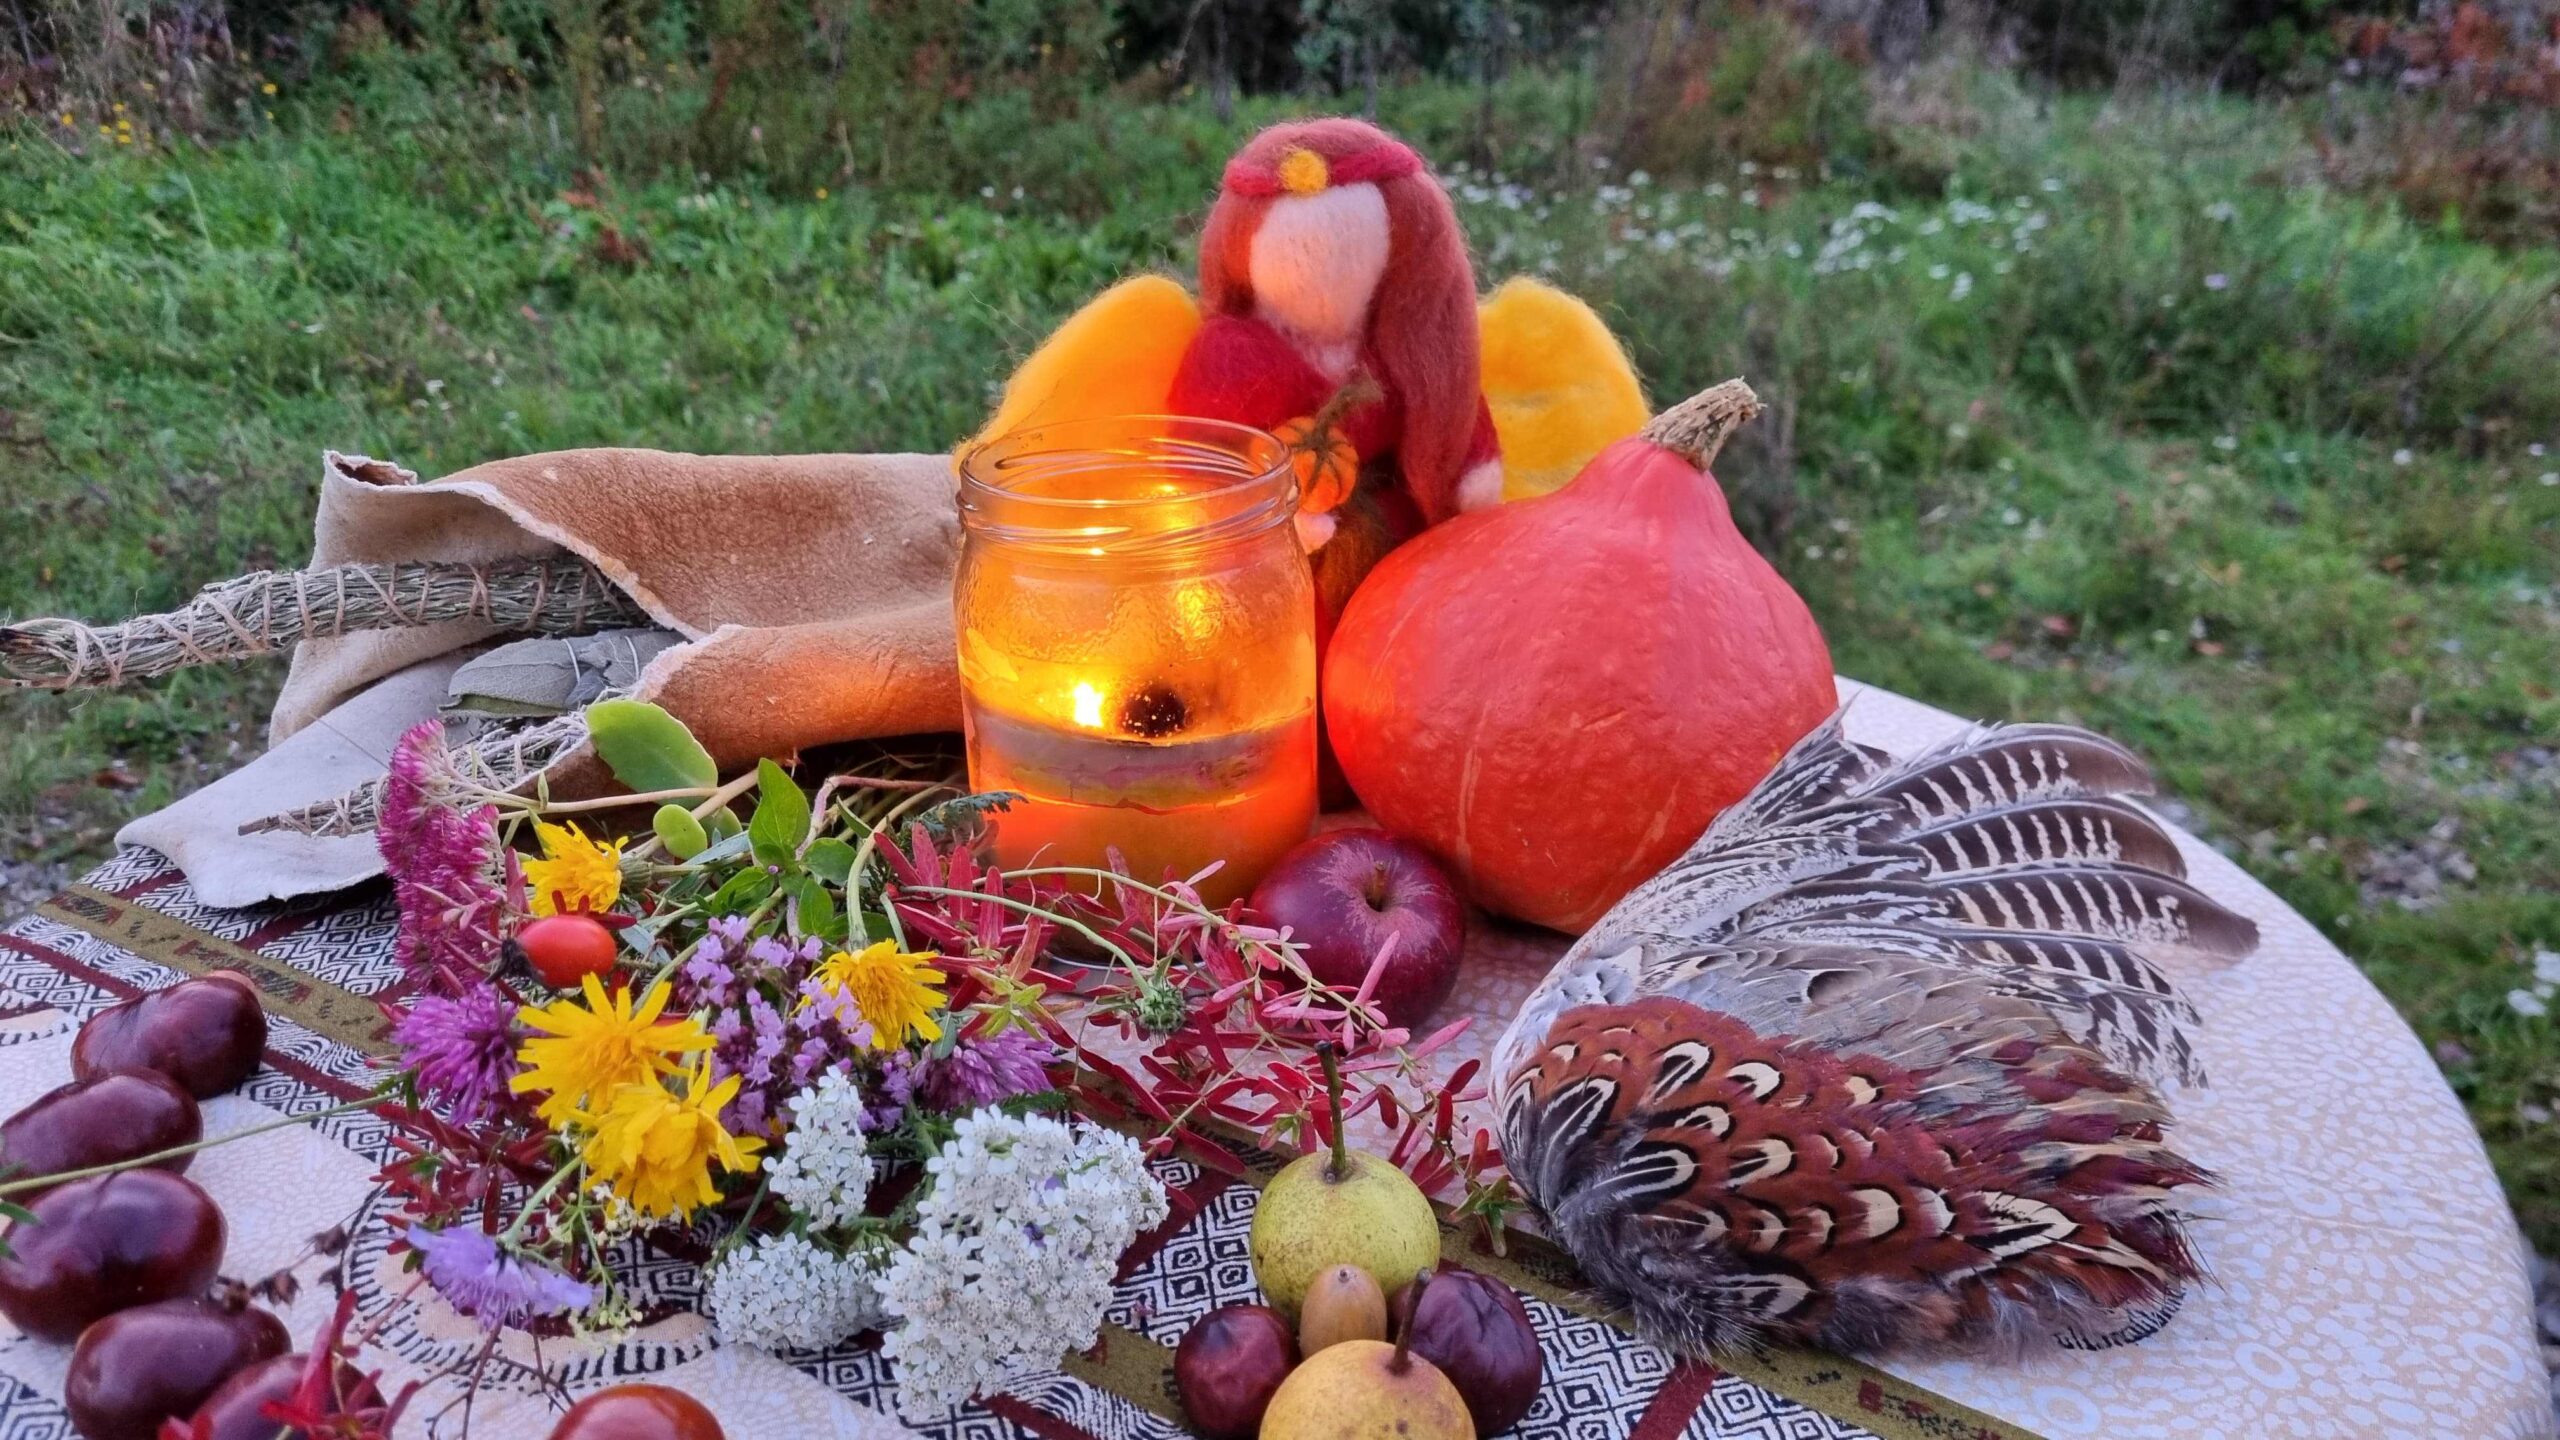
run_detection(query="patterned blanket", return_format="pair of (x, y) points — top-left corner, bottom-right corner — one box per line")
(0, 684), (2545, 1438)
(0, 850), (2016, 1439)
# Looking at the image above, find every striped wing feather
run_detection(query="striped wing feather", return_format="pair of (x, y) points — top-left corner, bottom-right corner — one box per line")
(1496, 708), (2257, 1357)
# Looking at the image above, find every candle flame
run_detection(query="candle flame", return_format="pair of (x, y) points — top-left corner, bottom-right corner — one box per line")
(1071, 682), (1106, 729)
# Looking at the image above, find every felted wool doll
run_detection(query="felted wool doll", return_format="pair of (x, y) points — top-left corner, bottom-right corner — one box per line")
(968, 117), (1649, 580)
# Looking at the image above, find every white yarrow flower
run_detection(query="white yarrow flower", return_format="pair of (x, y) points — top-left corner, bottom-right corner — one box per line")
(769, 1070), (875, 1230)
(879, 1108), (1168, 1416)
(706, 1232), (888, 1352)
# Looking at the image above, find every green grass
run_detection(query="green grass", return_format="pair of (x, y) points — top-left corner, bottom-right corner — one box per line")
(4, 68), (2558, 1246)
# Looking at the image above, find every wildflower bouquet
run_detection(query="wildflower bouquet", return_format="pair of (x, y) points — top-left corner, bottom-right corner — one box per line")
(370, 701), (1508, 1418)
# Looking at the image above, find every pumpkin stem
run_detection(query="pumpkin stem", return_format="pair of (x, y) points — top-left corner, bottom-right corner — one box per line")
(1640, 378), (1763, 469)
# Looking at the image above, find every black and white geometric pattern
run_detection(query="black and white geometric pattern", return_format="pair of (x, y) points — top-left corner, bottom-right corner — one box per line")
(0, 859), (1918, 1440)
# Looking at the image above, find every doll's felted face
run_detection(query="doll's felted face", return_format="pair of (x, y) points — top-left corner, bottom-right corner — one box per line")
(1248, 181), (1391, 356)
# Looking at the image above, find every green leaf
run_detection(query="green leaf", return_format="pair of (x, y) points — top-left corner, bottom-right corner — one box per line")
(704, 808), (743, 843)
(805, 836), (859, 886)
(790, 873), (841, 941)
(706, 866), (776, 915)
(586, 699), (717, 793)
(652, 803), (711, 860)
(748, 758), (811, 869)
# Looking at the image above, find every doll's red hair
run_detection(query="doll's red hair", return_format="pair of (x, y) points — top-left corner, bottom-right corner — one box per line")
(1199, 117), (1482, 522)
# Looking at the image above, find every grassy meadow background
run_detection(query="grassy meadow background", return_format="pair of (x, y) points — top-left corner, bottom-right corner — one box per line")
(5, 0), (2560, 1255)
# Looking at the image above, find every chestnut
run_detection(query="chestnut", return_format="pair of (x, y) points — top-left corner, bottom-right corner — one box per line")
(549, 1384), (727, 1439)
(1400, 1266), (1544, 1436)
(73, 973), (268, 1098)
(1173, 1303), (1300, 1440)
(65, 1294), (288, 1440)
(0, 1169), (225, 1340)
(188, 1353), (382, 1440)
(0, 1070), (201, 1197)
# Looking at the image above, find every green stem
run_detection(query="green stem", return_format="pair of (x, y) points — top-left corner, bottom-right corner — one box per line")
(895, 883), (1141, 971)
(0, 1092), (394, 1199)
(846, 787), (946, 929)
(1316, 1041), (1350, 1183)
(500, 1159), (584, 1246)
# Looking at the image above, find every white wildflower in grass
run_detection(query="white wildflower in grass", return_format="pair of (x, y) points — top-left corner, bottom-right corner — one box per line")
(2534, 950), (2560, 986)
(706, 1232), (888, 1352)
(2510, 988), (2550, 1019)
(767, 1070), (875, 1230)
(880, 1108), (1167, 1416)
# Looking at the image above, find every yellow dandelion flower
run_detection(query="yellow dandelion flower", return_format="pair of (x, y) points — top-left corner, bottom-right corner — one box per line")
(261, 81), (278, 95)
(511, 975), (708, 1127)
(807, 940), (945, 1050)
(523, 819), (622, 917)
(579, 1058), (762, 1219)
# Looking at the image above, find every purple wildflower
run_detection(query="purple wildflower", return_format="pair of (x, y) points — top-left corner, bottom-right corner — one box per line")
(392, 983), (521, 1125)
(407, 1225), (593, 1331)
(378, 722), (503, 988)
(905, 1028), (1057, 1111)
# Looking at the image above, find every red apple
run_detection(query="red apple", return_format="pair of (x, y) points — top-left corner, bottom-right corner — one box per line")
(1248, 829), (1465, 1028)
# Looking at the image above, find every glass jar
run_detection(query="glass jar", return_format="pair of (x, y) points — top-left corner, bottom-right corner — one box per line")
(956, 416), (1317, 907)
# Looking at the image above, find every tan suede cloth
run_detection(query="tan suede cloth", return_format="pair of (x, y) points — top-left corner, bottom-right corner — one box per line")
(277, 448), (964, 759)
(117, 448), (962, 907)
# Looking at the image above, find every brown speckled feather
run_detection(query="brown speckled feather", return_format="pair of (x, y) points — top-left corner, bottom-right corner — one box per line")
(1492, 709), (2253, 1358)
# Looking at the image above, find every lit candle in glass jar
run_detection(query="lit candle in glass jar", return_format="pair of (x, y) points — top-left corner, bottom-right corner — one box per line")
(956, 416), (1317, 907)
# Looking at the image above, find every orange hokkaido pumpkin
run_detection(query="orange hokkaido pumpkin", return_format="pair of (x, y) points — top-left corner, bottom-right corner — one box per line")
(1320, 380), (1836, 932)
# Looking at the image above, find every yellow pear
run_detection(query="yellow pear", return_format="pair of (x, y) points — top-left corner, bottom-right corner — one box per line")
(1249, 1045), (1440, 1320)
(1258, 1273), (1472, 1440)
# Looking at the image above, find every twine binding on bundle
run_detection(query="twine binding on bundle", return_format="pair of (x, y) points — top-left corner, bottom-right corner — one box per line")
(0, 557), (648, 690)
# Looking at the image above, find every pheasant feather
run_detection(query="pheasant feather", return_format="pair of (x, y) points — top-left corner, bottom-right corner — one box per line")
(1493, 709), (2253, 1357)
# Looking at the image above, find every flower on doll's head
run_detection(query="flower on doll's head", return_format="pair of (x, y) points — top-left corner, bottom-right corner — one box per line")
(578, 1057), (764, 1219)
(522, 820), (623, 917)
(511, 974), (709, 1128)
(406, 1224), (593, 1331)
(393, 983), (521, 1125)
(807, 941), (946, 1051)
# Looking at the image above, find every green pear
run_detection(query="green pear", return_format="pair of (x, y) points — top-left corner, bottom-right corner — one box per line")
(1257, 1272), (1474, 1440)
(1249, 1044), (1440, 1320)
